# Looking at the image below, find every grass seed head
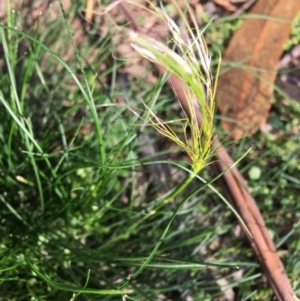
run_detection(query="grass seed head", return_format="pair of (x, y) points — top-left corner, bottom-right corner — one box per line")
(127, 0), (220, 173)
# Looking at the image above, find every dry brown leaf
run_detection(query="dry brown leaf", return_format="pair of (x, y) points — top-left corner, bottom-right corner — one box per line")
(216, 0), (300, 139)
(103, 0), (168, 82)
(213, 0), (237, 11)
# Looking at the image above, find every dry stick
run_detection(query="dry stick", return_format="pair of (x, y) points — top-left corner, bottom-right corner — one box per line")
(85, 0), (95, 22)
(116, 2), (297, 300)
(213, 139), (294, 301)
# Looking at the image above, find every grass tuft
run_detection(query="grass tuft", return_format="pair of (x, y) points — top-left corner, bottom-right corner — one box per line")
(1, 1), (300, 300)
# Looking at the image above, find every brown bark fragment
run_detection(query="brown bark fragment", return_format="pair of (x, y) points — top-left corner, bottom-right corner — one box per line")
(217, 0), (300, 139)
